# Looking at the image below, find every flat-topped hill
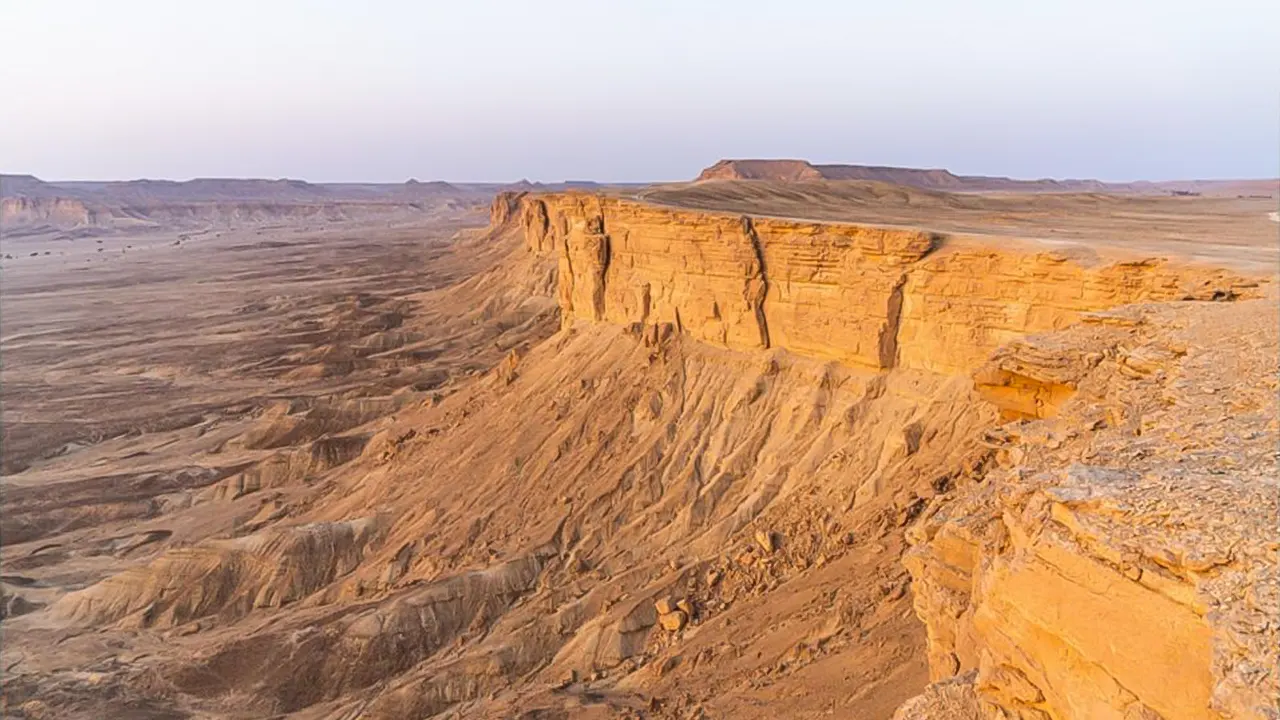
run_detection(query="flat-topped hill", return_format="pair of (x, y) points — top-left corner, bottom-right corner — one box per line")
(695, 159), (1279, 196)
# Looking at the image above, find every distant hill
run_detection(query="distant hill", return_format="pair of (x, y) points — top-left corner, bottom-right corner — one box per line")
(695, 159), (1115, 192)
(48, 178), (339, 203)
(2, 176), (476, 203)
(695, 159), (1277, 196)
(696, 160), (826, 182)
(0, 175), (490, 235)
(1, 174), (65, 198)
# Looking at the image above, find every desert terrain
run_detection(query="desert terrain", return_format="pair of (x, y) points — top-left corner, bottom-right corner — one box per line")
(0, 165), (1277, 719)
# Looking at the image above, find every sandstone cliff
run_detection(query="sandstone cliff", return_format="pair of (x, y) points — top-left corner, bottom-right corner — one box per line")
(498, 189), (1276, 719)
(508, 191), (1254, 375)
(1, 195), (101, 228)
(904, 299), (1278, 719)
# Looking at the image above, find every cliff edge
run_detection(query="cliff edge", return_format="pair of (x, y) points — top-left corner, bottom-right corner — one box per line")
(501, 189), (1278, 719)
(509, 191), (1256, 376)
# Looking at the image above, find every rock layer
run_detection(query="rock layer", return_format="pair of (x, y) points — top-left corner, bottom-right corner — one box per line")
(508, 192), (1255, 374)
(502, 190), (1277, 719)
(903, 300), (1279, 719)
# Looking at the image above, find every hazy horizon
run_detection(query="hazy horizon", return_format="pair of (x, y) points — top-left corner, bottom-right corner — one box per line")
(4, 0), (1278, 184)
(8, 160), (1280, 186)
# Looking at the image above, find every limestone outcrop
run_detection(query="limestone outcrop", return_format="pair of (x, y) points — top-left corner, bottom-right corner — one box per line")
(1, 196), (99, 228)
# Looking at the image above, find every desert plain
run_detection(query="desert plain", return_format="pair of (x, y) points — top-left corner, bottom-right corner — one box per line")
(0, 163), (1277, 719)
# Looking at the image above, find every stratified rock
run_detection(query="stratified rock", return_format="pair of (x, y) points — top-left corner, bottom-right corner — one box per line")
(516, 194), (1253, 375)
(901, 299), (1280, 720)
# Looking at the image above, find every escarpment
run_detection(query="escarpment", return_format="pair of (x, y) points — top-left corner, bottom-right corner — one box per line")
(1, 195), (100, 227)
(500, 191), (1275, 719)
(509, 192), (1255, 376)
(9, 184), (1270, 720)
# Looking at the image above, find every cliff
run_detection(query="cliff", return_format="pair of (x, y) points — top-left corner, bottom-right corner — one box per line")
(0, 196), (430, 232)
(504, 191), (1254, 376)
(904, 299), (1278, 719)
(0, 175), (491, 235)
(6, 181), (1272, 719)
(499, 190), (1276, 719)
(1, 195), (101, 228)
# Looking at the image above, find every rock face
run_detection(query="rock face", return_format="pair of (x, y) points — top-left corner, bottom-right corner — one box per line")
(489, 190), (523, 227)
(510, 191), (1276, 720)
(0, 195), (99, 227)
(903, 300), (1279, 719)
(516, 193), (1254, 373)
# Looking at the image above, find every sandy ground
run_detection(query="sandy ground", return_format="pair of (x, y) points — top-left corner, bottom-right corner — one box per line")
(0, 202), (555, 599)
(2, 209), (498, 478)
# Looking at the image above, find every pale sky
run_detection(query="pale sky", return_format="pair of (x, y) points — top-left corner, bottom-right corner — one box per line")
(3, 0), (1277, 182)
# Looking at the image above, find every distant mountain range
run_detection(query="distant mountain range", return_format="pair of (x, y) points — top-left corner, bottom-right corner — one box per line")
(4, 162), (1275, 239)
(0, 175), (650, 237)
(0, 175), (500, 236)
(0, 175), (471, 202)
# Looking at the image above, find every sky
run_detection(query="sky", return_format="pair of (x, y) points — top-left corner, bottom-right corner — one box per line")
(3, 0), (1277, 183)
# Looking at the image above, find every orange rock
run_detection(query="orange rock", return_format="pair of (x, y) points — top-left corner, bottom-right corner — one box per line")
(518, 193), (1253, 375)
(658, 610), (687, 632)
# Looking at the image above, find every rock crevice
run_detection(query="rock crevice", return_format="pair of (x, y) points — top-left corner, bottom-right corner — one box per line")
(741, 215), (772, 349)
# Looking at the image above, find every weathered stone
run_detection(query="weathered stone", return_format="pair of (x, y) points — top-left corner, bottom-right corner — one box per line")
(659, 610), (688, 632)
(900, 299), (1279, 720)
(519, 194), (1253, 377)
